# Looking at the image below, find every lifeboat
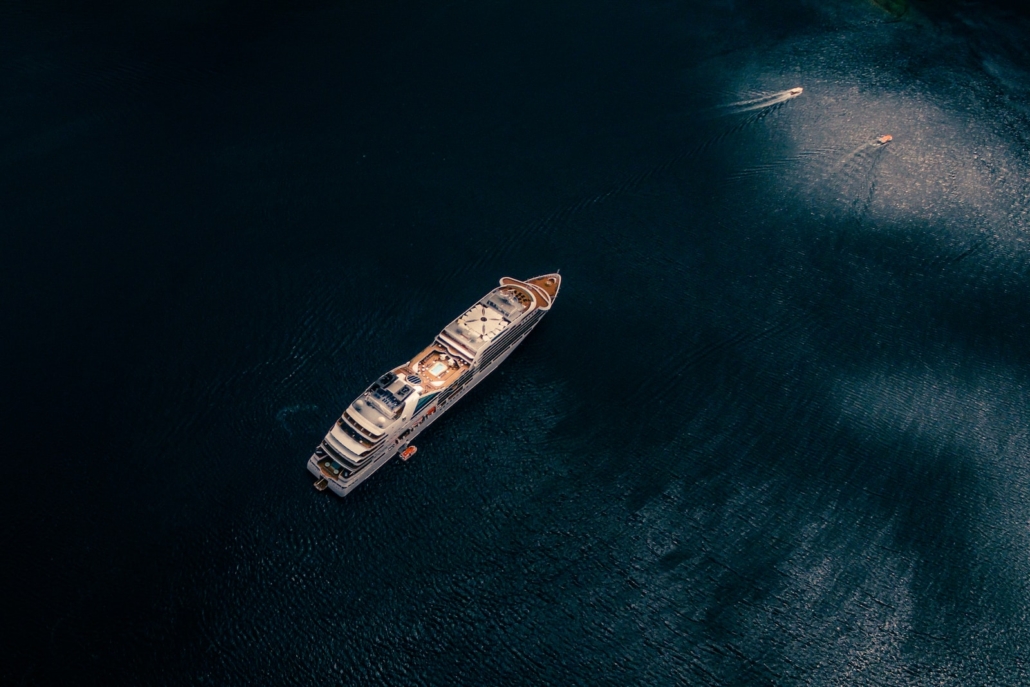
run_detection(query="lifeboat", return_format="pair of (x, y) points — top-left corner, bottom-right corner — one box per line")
(400, 446), (418, 461)
(876, 135), (893, 145)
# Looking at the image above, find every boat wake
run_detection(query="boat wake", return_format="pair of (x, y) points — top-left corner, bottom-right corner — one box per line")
(713, 87), (804, 115)
(827, 135), (892, 177)
(795, 135), (894, 226)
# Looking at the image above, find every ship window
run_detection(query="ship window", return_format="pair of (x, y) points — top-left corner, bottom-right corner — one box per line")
(415, 393), (438, 413)
(338, 419), (375, 448)
(321, 441), (358, 470)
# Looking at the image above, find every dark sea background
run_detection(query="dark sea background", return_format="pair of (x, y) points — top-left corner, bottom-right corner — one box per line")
(4, 0), (1030, 684)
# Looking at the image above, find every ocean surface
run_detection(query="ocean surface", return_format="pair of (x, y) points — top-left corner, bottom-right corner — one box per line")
(3, 0), (1030, 684)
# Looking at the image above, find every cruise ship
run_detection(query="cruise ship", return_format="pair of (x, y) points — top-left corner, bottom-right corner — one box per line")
(308, 273), (561, 496)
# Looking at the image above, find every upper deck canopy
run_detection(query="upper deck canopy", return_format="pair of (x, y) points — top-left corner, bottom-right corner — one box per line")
(437, 282), (537, 359)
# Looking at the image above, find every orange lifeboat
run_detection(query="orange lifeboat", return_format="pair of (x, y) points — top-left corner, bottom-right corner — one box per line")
(400, 446), (418, 461)
(876, 134), (893, 145)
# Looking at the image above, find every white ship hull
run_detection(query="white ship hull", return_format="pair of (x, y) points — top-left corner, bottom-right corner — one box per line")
(307, 273), (560, 497)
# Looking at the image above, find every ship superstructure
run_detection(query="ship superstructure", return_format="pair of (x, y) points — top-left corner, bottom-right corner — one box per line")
(308, 273), (560, 496)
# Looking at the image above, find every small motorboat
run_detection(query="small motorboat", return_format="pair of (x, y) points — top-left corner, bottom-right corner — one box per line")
(788, 87), (803, 97)
(876, 134), (893, 145)
(400, 445), (418, 461)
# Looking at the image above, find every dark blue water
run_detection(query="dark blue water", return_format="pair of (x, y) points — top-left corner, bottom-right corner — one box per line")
(4, 0), (1030, 683)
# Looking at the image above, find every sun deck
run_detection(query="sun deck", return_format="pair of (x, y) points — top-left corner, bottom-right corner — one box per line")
(406, 344), (469, 391)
